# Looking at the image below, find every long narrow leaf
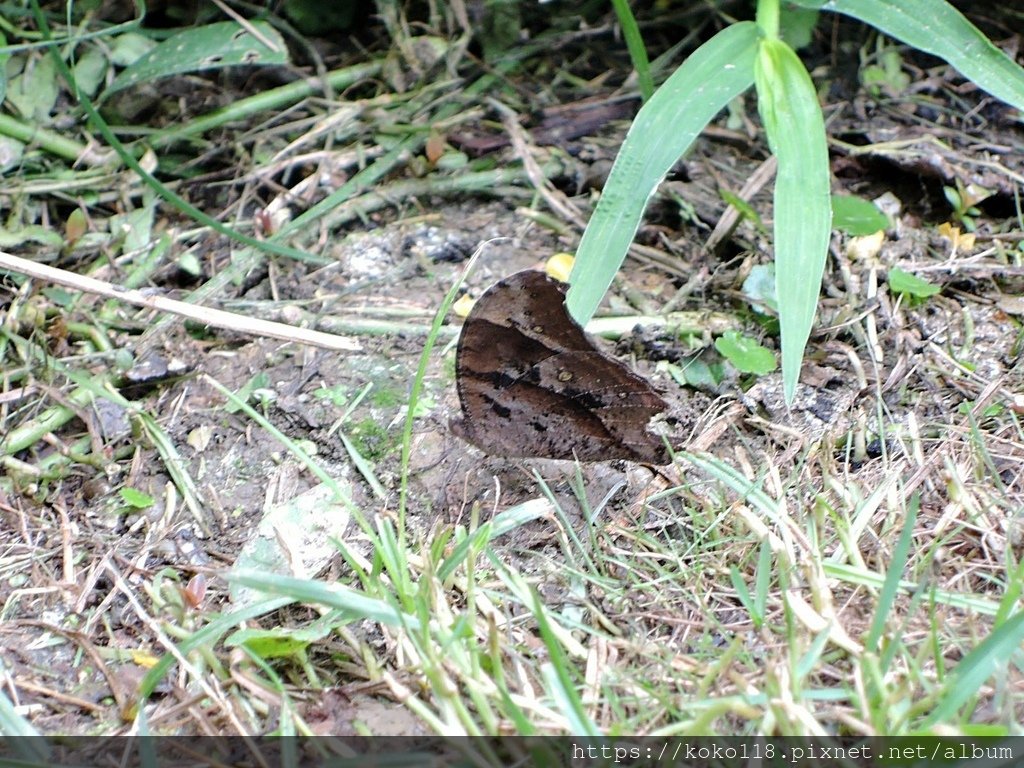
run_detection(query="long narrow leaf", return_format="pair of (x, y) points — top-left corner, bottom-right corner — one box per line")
(922, 610), (1024, 726)
(104, 21), (288, 97)
(229, 570), (421, 629)
(567, 22), (760, 323)
(755, 39), (832, 402)
(865, 494), (919, 655)
(791, 0), (1024, 110)
(0, 690), (45, 747)
(609, 0), (654, 101)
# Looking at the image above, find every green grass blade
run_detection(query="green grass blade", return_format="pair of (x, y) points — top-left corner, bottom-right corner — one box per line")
(754, 538), (772, 624)
(145, 61), (381, 149)
(681, 451), (787, 531)
(922, 610), (1024, 726)
(754, 38), (832, 403)
(229, 571), (421, 629)
(994, 556), (1024, 627)
(398, 249), (484, 529)
(823, 562), (1001, 616)
(375, 518), (415, 610)
(0, 690), (45, 744)
(609, 0), (653, 101)
(437, 498), (552, 582)
(532, 589), (599, 736)
(730, 568), (755, 619)
(792, 0), (1024, 110)
(138, 597), (294, 698)
(567, 21), (759, 324)
(796, 628), (832, 681)
(865, 494), (919, 654)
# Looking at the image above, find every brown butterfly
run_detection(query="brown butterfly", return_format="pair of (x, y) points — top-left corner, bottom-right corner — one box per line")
(451, 270), (672, 463)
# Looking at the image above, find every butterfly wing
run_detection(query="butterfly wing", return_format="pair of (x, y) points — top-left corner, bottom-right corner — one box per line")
(453, 271), (670, 463)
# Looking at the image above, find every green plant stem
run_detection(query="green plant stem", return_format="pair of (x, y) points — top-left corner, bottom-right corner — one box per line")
(395, 251), (479, 536)
(0, 2), (142, 53)
(757, 0), (781, 39)
(142, 61), (383, 149)
(0, 378), (96, 456)
(0, 63), (381, 163)
(313, 167), (546, 232)
(0, 113), (103, 164)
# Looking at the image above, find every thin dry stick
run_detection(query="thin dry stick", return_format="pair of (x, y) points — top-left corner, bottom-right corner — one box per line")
(208, 0), (281, 51)
(0, 250), (359, 351)
(497, 102), (587, 229)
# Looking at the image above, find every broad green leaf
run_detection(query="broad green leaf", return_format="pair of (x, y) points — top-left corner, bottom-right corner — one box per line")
(862, 48), (911, 96)
(139, 596), (294, 698)
(567, 21), (760, 324)
(666, 356), (723, 389)
(108, 32), (157, 67)
(176, 250), (202, 276)
(229, 481), (357, 608)
(831, 193), (889, 235)
(781, 6), (820, 50)
(790, 0), (1024, 110)
(110, 204), (155, 256)
(226, 623), (333, 658)
(282, 0), (358, 35)
(888, 267), (941, 299)
(0, 137), (24, 174)
(105, 21), (288, 97)
(72, 47), (108, 97)
(478, 1), (522, 61)
(956, 401), (1002, 419)
(6, 53), (59, 121)
(755, 38), (831, 403)
(41, 287), (75, 307)
(119, 487), (155, 508)
(231, 633), (308, 658)
(715, 330), (777, 375)
(742, 264), (778, 314)
(314, 384), (351, 407)
(0, 224), (64, 248)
